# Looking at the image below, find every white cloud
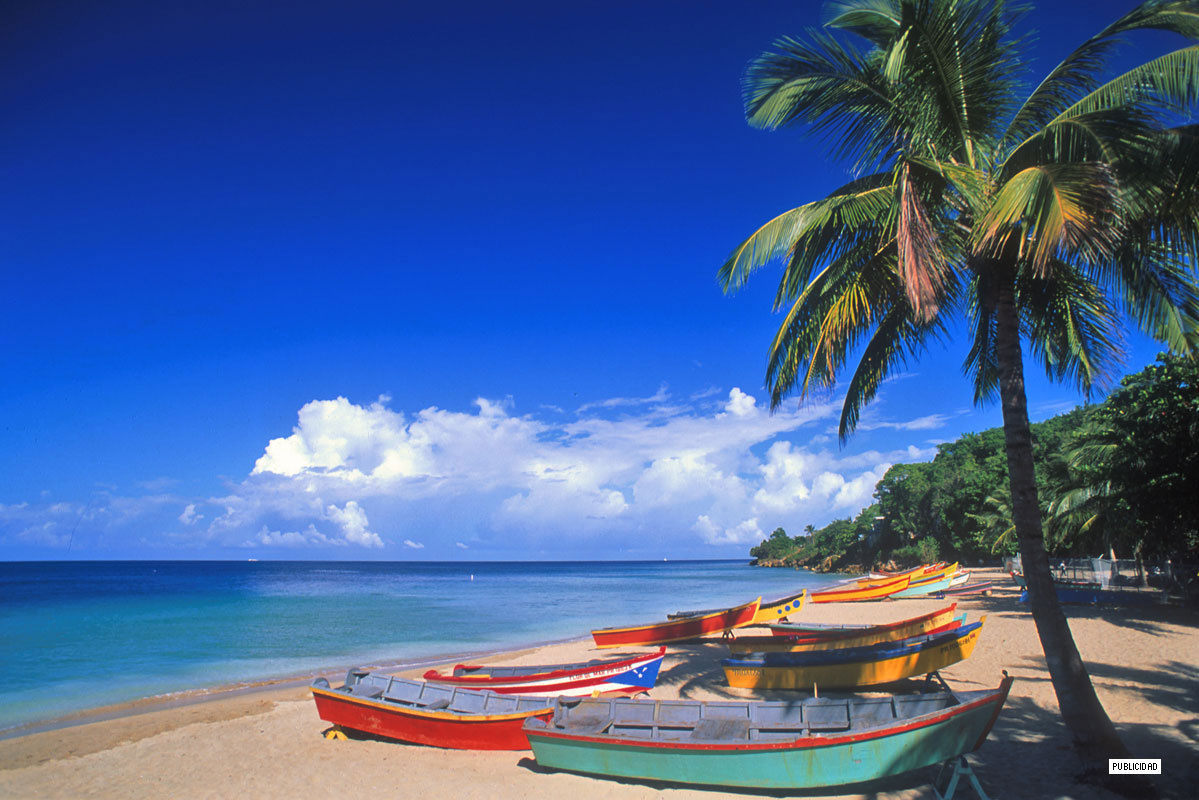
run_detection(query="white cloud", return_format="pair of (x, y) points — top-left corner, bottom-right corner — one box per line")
(693, 515), (763, 545)
(724, 387), (756, 418)
(179, 503), (201, 525)
(1, 386), (943, 557)
(577, 384), (670, 413)
(326, 500), (383, 548)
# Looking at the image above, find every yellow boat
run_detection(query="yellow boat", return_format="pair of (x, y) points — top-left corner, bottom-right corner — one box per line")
(749, 589), (807, 625)
(722, 617), (985, 689)
(729, 604), (960, 654)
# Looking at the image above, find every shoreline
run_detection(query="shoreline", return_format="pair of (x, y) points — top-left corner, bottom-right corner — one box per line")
(4, 569), (1197, 799)
(0, 633), (591, 742)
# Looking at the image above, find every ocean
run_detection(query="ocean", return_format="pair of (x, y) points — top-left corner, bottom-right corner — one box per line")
(0, 560), (844, 732)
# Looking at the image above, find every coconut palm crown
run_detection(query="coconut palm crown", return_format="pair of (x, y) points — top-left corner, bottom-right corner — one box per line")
(720, 0), (1199, 784)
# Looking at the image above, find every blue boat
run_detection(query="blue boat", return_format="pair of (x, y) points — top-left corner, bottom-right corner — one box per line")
(524, 675), (1013, 790)
(1018, 587), (1160, 606)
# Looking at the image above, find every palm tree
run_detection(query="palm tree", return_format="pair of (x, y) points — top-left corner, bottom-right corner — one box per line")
(719, 0), (1199, 786)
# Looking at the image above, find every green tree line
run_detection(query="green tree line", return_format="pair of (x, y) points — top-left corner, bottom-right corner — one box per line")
(750, 354), (1198, 571)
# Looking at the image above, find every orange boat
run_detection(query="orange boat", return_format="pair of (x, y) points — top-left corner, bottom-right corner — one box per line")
(590, 597), (761, 649)
(810, 574), (910, 603)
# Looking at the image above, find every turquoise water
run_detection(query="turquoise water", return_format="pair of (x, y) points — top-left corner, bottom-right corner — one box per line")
(0, 560), (844, 730)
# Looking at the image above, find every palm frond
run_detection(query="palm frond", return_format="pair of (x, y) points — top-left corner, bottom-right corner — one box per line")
(1018, 262), (1125, 395)
(837, 301), (942, 439)
(1051, 46), (1199, 123)
(974, 163), (1122, 276)
(1009, 0), (1199, 142)
(718, 175), (894, 295)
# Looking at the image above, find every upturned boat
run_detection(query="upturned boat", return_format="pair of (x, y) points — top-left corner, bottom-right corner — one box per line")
(722, 618), (985, 689)
(590, 597), (760, 649)
(730, 612), (964, 655)
(310, 668), (553, 750)
(421, 647), (666, 697)
(523, 674), (1013, 790)
(669, 589), (806, 626)
(810, 573), (910, 603)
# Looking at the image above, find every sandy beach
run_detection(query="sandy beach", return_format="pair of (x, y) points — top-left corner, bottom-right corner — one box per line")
(2, 569), (1196, 799)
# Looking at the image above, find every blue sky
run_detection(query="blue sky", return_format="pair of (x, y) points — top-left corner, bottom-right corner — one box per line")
(0, 0), (1178, 560)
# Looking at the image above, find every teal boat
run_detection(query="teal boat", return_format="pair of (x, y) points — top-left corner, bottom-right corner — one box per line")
(523, 674), (1012, 790)
(891, 574), (954, 598)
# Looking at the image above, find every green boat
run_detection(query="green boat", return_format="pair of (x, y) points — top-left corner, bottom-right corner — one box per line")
(523, 674), (1012, 790)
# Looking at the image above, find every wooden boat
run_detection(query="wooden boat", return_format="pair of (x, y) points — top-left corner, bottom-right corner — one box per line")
(891, 574), (954, 598)
(1019, 587), (1161, 606)
(767, 603), (959, 641)
(722, 618), (985, 689)
(523, 674), (1013, 790)
(591, 597), (761, 648)
(310, 668), (552, 750)
(810, 574), (910, 603)
(947, 571), (971, 588)
(729, 613), (965, 655)
(670, 590), (806, 626)
(867, 562), (944, 580)
(422, 647), (666, 697)
(939, 579), (993, 597)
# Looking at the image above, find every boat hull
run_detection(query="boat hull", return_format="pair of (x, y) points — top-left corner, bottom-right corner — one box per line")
(730, 615), (964, 654)
(891, 575), (953, 598)
(724, 620), (984, 689)
(591, 597), (761, 649)
(311, 686), (551, 750)
(423, 648), (666, 697)
(768, 603), (958, 641)
(939, 580), (993, 597)
(525, 678), (1012, 789)
(810, 574), (910, 603)
(749, 589), (806, 625)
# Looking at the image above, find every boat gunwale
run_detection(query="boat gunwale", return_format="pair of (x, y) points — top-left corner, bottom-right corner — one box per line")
(730, 614), (966, 654)
(590, 597), (761, 638)
(768, 603), (957, 638)
(310, 685), (554, 724)
(422, 647), (666, 686)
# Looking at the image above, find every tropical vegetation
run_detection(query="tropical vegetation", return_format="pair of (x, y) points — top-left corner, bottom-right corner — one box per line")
(750, 354), (1198, 571)
(720, 0), (1199, 788)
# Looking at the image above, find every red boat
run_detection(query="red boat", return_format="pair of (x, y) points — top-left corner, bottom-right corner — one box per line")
(590, 597), (761, 649)
(422, 647), (666, 697)
(310, 668), (553, 750)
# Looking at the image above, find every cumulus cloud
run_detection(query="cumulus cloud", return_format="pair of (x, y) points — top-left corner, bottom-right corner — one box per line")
(326, 500), (383, 548)
(1, 386), (943, 557)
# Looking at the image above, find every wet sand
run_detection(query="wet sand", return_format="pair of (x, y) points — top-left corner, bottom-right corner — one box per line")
(2, 569), (1196, 799)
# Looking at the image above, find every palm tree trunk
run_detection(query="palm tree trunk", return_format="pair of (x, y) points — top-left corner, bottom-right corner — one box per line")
(992, 282), (1139, 787)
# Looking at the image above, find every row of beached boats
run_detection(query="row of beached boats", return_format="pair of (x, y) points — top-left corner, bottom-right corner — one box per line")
(309, 563), (1009, 791)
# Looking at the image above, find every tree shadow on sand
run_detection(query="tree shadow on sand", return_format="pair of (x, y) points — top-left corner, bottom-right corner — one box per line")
(947, 587), (1198, 636)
